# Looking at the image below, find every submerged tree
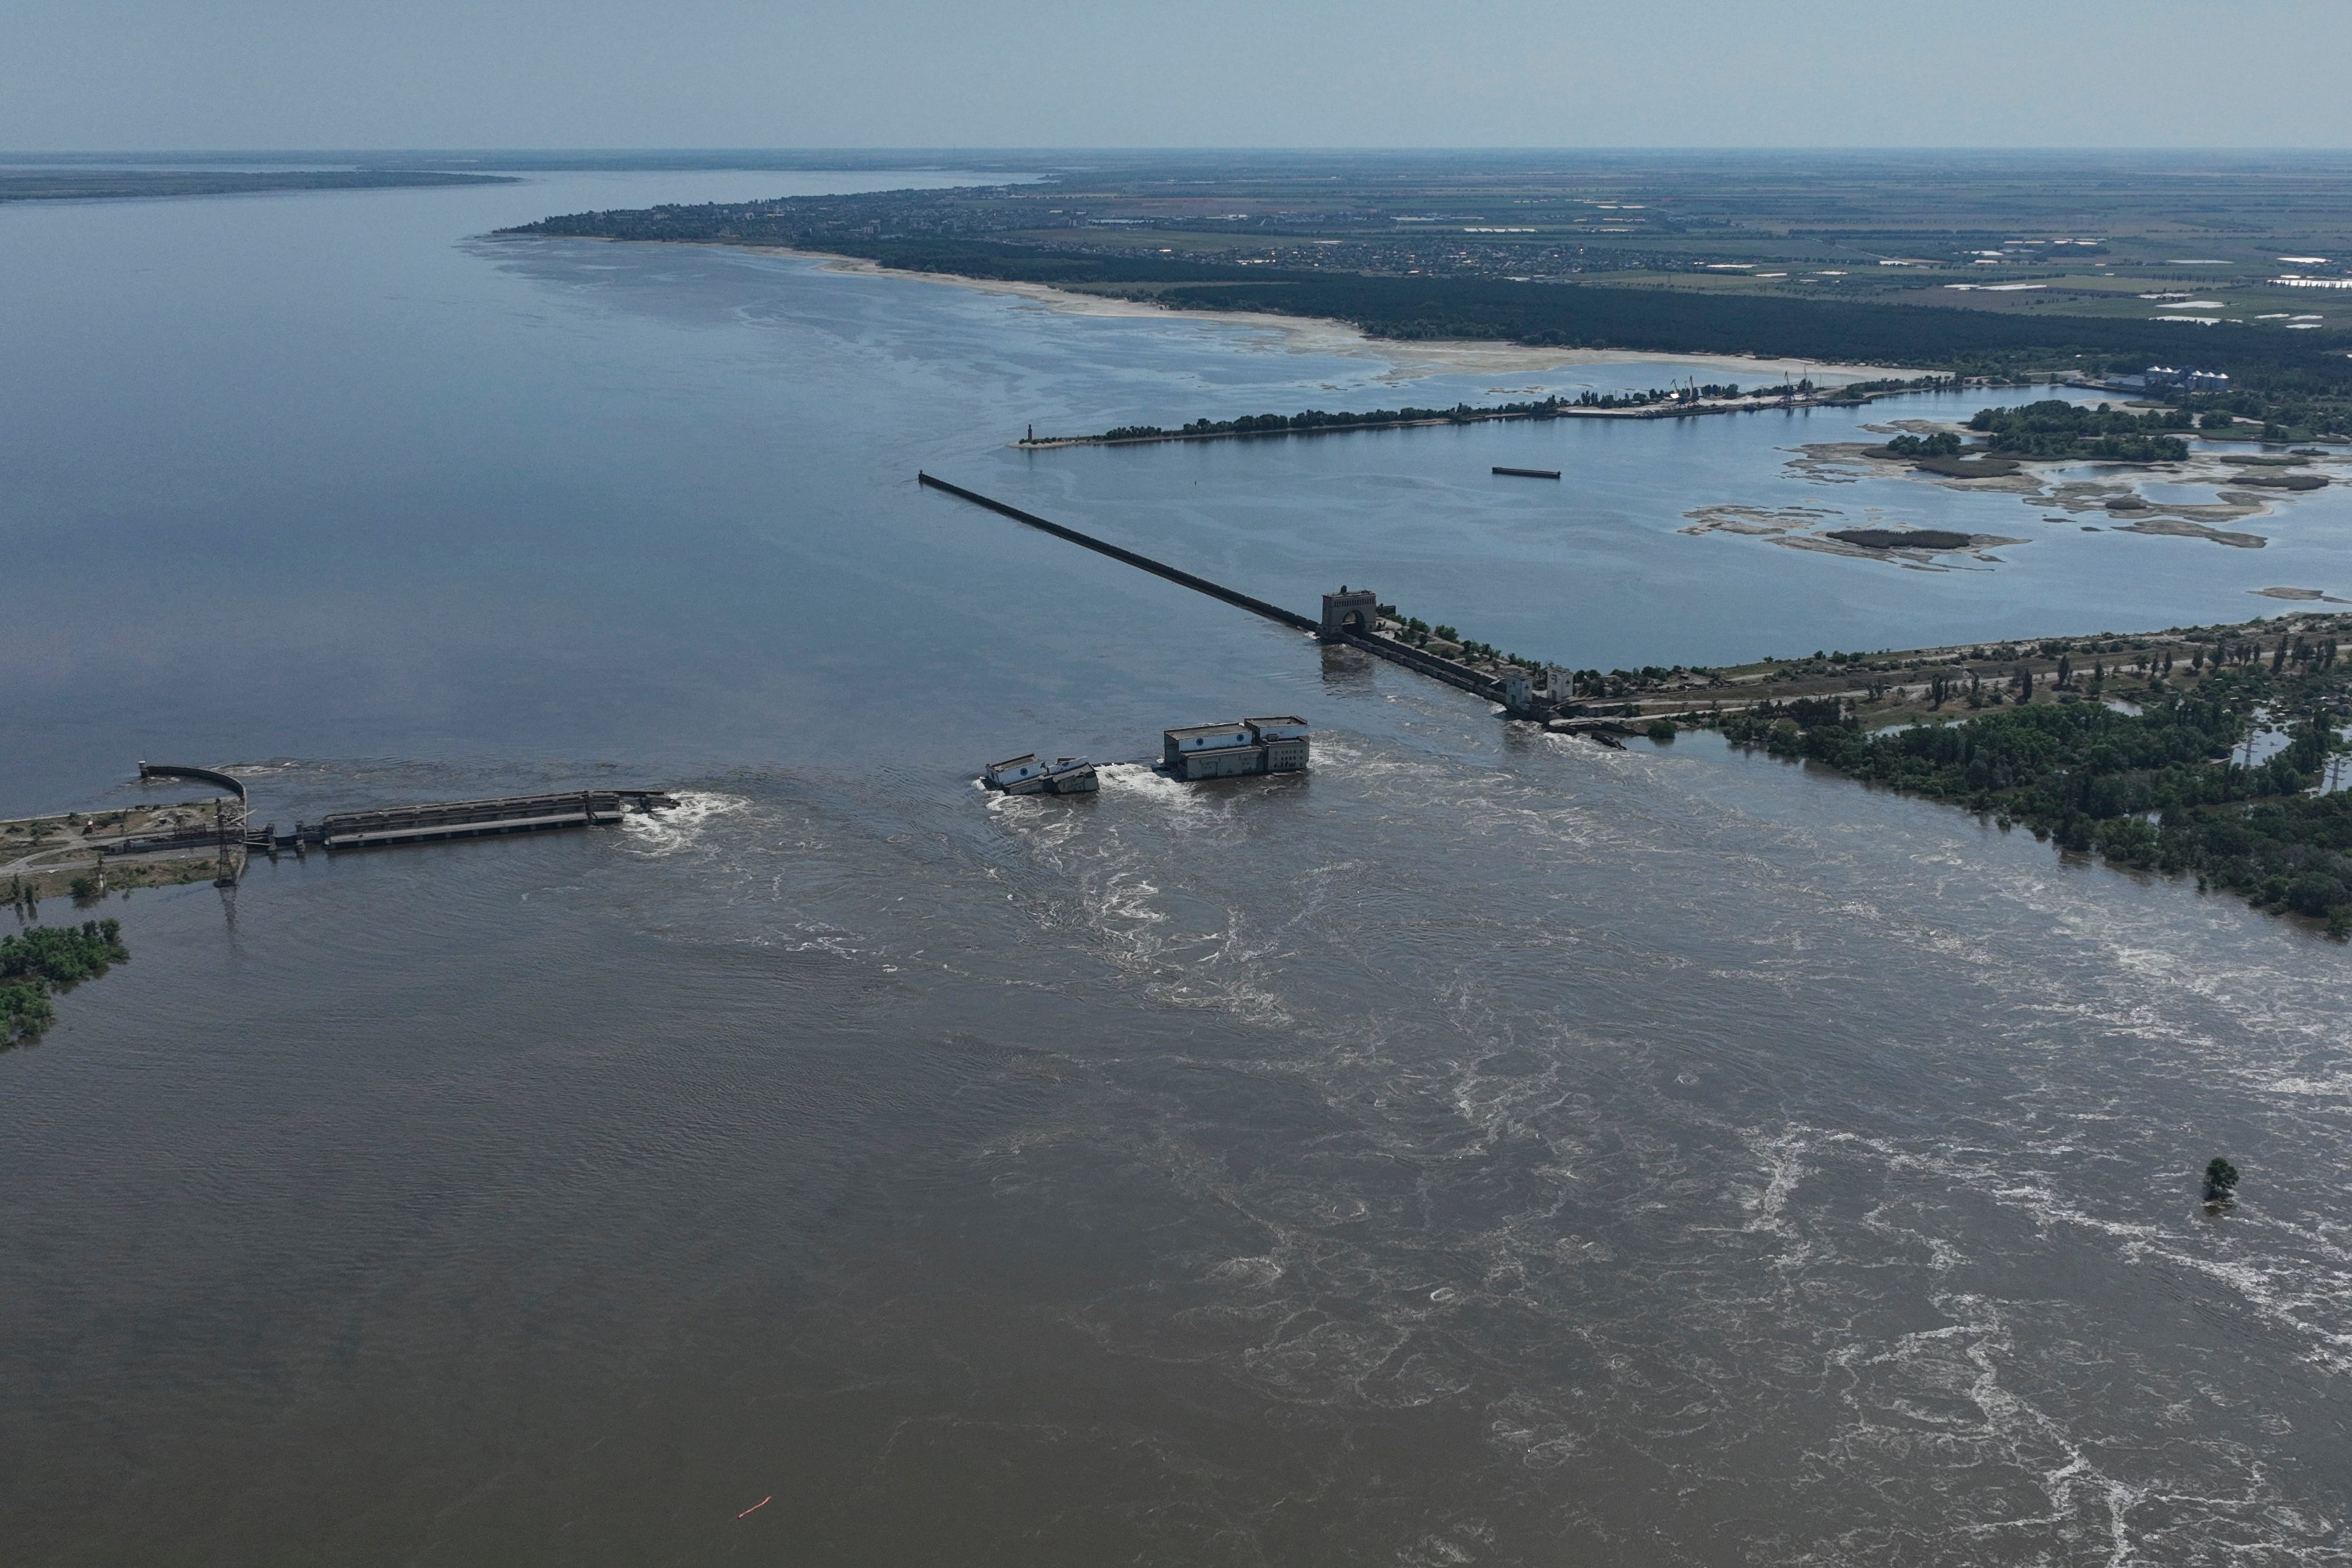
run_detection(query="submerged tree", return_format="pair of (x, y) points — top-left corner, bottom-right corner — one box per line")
(2202, 1157), (2240, 1204)
(0, 919), (128, 1047)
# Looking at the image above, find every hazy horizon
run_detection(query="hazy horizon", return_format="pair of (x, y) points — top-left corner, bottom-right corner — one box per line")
(8, 0), (2349, 153)
(9, 146), (2352, 158)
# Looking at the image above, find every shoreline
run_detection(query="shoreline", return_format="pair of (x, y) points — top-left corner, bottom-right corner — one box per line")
(807, 251), (1915, 382)
(502, 234), (1915, 384)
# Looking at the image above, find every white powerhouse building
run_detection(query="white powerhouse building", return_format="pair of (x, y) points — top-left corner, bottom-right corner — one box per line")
(1161, 717), (1311, 781)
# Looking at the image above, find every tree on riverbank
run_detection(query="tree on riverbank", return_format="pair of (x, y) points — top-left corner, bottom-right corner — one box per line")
(1084, 397), (1569, 443)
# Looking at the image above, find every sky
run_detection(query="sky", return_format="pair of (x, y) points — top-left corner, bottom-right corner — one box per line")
(4, 0), (2349, 152)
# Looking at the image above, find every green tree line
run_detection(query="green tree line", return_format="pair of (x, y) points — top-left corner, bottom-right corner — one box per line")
(1720, 651), (2352, 934)
(1967, 399), (2193, 461)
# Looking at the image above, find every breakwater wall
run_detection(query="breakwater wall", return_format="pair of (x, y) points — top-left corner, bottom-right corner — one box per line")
(916, 472), (1318, 633)
(1331, 630), (1504, 702)
(137, 762), (247, 802)
(917, 474), (1521, 708)
(1012, 393), (1865, 451)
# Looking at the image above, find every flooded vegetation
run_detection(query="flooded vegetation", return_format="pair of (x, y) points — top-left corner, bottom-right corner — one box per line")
(0, 919), (127, 1046)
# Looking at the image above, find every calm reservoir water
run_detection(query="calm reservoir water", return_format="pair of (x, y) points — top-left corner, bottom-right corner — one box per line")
(5, 169), (2351, 1566)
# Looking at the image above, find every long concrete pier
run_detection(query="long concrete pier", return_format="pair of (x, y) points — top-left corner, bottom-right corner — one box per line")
(918, 474), (1517, 707)
(917, 472), (1318, 634)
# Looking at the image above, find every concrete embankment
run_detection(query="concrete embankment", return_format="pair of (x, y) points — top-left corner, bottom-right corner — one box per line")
(1330, 630), (1504, 702)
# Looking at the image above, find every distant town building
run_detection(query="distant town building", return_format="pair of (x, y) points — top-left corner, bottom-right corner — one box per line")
(2143, 365), (2230, 393)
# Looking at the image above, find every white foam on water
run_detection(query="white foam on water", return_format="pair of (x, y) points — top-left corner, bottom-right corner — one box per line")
(1092, 761), (1249, 833)
(617, 790), (749, 857)
(1808, 1124), (2352, 1381)
(1713, 1122), (2352, 1561)
(1739, 1127), (1810, 1238)
(980, 766), (1299, 1026)
(2264, 1075), (2352, 1105)
(958, 720), (2352, 1557)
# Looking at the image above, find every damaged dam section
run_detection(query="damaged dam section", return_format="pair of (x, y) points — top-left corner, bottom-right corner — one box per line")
(5, 764), (682, 905)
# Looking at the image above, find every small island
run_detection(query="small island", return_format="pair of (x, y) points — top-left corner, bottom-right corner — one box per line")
(1859, 400), (2193, 476)
(1823, 527), (1976, 551)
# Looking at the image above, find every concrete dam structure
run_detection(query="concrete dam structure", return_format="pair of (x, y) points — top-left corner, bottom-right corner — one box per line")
(120, 764), (679, 888)
(316, 790), (674, 850)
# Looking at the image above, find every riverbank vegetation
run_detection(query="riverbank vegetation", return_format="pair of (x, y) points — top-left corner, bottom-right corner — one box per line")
(1715, 634), (2352, 935)
(1038, 376), (1971, 446)
(1, 919), (128, 1046)
(1371, 603), (2352, 936)
(1392, 606), (2352, 937)
(1967, 399), (2193, 461)
(1085, 395), (1576, 443)
(1046, 381), (1911, 446)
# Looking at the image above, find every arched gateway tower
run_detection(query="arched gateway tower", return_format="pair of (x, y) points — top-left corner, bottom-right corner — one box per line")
(1320, 586), (1379, 638)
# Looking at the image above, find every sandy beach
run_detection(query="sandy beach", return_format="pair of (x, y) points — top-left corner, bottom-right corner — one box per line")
(796, 251), (1911, 384)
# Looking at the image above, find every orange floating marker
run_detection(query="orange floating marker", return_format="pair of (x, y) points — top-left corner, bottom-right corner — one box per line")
(738, 1496), (771, 1519)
